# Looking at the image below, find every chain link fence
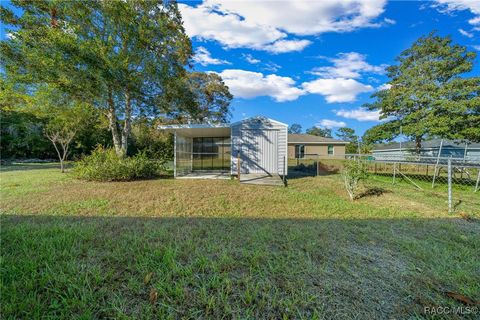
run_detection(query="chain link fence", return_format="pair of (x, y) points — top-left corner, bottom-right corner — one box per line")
(289, 154), (480, 214)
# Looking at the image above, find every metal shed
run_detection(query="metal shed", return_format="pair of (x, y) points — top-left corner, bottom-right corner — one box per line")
(231, 117), (287, 176)
(158, 116), (288, 180)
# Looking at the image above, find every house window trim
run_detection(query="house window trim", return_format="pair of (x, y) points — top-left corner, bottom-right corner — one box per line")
(295, 144), (305, 159)
(327, 145), (334, 155)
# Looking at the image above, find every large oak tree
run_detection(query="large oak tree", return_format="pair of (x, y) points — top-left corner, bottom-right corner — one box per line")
(1, 0), (195, 157)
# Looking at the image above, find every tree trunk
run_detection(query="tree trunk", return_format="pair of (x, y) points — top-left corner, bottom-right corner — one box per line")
(107, 88), (123, 157)
(415, 136), (422, 155)
(120, 90), (132, 157)
(50, 7), (58, 28)
(60, 159), (64, 173)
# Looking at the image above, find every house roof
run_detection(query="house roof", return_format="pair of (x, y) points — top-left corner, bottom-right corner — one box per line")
(288, 134), (348, 144)
(373, 139), (480, 151)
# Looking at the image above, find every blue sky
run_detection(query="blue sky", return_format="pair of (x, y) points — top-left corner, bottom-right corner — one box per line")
(179, 0), (480, 137)
(1, 1), (479, 138)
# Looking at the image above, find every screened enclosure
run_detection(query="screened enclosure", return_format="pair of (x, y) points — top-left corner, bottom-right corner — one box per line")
(175, 135), (193, 176)
(192, 137), (231, 171)
(174, 133), (231, 177)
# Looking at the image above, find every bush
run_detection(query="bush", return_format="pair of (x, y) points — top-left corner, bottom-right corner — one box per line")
(343, 159), (368, 201)
(73, 146), (163, 181)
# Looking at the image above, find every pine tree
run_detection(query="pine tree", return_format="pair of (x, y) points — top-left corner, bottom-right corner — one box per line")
(364, 32), (480, 153)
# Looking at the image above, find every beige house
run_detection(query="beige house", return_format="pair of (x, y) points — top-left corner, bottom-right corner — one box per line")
(288, 134), (348, 159)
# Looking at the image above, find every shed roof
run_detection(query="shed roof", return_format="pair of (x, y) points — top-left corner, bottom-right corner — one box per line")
(231, 116), (288, 127)
(157, 123), (230, 137)
(157, 116), (288, 137)
(288, 134), (348, 144)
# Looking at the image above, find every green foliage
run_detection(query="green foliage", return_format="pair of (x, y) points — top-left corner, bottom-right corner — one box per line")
(288, 123), (302, 134)
(362, 121), (401, 145)
(364, 32), (480, 150)
(336, 127), (359, 153)
(343, 159), (368, 200)
(0, 108), (52, 159)
(184, 72), (233, 123)
(129, 118), (173, 161)
(1, 0), (194, 156)
(306, 126), (332, 138)
(1, 1), (233, 157)
(73, 146), (163, 182)
(0, 79), (110, 160)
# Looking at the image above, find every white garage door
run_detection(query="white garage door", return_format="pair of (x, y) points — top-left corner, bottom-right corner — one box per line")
(241, 129), (278, 174)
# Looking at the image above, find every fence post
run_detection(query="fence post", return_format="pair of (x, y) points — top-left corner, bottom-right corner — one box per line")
(237, 151), (241, 180)
(475, 170), (480, 193)
(392, 162), (396, 184)
(173, 130), (177, 178)
(448, 158), (452, 213)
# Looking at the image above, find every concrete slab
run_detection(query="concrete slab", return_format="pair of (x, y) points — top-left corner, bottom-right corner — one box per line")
(240, 173), (285, 186)
(177, 171), (230, 179)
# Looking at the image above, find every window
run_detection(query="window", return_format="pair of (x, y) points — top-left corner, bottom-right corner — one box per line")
(328, 145), (334, 155)
(295, 145), (305, 158)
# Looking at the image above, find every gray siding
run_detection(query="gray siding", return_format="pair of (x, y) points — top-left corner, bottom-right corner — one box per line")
(231, 117), (287, 175)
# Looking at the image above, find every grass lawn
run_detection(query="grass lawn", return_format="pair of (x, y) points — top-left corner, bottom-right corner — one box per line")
(1, 163), (479, 319)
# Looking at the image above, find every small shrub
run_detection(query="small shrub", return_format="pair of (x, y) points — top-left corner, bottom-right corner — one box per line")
(73, 146), (163, 181)
(343, 159), (368, 201)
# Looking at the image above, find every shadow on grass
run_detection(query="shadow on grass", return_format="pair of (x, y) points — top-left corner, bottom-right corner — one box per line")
(0, 162), (70, 172)
(356, 187), (392, 199)
(288, 162), (341, 180)
(1, 214), (479, 319)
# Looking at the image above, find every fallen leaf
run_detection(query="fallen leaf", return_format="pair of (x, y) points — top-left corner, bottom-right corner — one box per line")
(149, 288), (158, 304)
(458, 212), (473, 222)
(144, 272), (153, 285)
(445, 291), (478, 306)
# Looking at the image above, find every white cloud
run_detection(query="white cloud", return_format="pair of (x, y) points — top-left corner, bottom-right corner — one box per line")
(459, 28), (474, 38)
(377, 83), (392, 91)
(242, 54), (261, 64)
(384, 18), (396, 25)
(317, 119), (347, 129)
(192, 47), (230, 66)
(209, 0), (387, 35)
(434, 0), (480, 26)
(309, 52), (387, 79)
(179, 3), (284, 50)
(263, 62), (281, 72)
(335, 108), (382, 122)
(217, 69), (304, 102)
(263, 39), (312, 54)
(473, 45), (480, 51)
(179, 0), (388, 52)
(470, 16), (480, 26)
(302, 78), (373, 103)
